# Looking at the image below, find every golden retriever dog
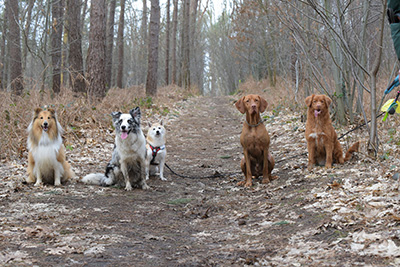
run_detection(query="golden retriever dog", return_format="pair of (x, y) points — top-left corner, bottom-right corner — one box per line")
(305, 94), (359, 170)
(27, 108), (74, 186)
(235, 94), (275, 187)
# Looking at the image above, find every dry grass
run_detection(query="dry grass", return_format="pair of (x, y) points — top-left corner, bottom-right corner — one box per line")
(0, 84), (194, 161)
(235, 77), (297, 113)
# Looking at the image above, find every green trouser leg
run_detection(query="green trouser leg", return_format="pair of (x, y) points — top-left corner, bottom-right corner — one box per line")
(391, 23), (400, 62)
(388, 0), (400, 61)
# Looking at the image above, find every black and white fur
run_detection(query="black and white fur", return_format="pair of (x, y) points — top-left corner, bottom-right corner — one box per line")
(145, 120), (167, 181)
(82, 107), (149, 190)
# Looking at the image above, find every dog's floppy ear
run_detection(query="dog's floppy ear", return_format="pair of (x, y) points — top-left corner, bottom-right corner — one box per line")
(130, 107), (141, 123)
(324, 95), (332, 107)
(305, 95), (314, 107)
(259, 96), (268, 113)
(235, 96), (246, 114)
(111, 111), (122, 122)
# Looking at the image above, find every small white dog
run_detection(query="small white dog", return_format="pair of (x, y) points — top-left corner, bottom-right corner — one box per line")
(145, 120), (167, 181)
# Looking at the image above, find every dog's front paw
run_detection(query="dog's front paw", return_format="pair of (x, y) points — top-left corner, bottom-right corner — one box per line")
(237, 180), (252, 187)
(160, 176), (167, 181)
(141, 183), (150, 190)
(261, 177), (270, 184)
(125, 182), (133, 191)
(34, 181), (43, 187)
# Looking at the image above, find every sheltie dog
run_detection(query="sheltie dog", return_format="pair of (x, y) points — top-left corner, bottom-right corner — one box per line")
(145, 120), (167, 181)
(26, 108), (74, 186)
(82, 107), (149, 191)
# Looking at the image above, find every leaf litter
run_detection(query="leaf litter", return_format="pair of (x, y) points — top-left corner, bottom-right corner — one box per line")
(0, 95), (400, 265)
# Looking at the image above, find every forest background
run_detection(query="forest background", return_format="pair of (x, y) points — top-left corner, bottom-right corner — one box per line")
(0, 0), (398, 160)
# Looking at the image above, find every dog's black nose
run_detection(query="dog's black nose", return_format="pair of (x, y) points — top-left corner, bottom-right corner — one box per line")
(156, 130), (160, 135)
(121, 125), (126, 130)
(44, 122), (48, 127)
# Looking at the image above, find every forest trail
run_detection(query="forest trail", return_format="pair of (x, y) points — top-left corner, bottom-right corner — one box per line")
(1, 95), (399, 266)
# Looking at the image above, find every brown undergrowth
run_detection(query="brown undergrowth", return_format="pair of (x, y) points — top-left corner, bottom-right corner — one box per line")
(0, 84), (194, 161)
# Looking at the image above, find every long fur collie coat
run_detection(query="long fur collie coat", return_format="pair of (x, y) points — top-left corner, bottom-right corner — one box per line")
(26, 108), (73, 186)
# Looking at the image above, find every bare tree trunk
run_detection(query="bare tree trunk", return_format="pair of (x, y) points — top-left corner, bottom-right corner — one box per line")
(81, 0), (88, 33)
(51, 0), (64, 94)
(105, 0), (116, 88)
(181, 0), (190, 88)
(66, 0), (85, 93)
(22, 0), (35, 76)
(7, 0), (23, 95)
(171, 0), (178, 84)
(368, 0), (387, 155)
(165, 0), (170, 85)
(116, 0), (125, 88)
(87, 0), (106, 99)
(139, 0), (148, 85)
(189, 0), (198, 88)
(146, 0), (160, 96)
(0, 5), (8, 90)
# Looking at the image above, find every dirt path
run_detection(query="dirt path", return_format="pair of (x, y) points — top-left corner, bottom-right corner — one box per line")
(1, 95), (399, 266)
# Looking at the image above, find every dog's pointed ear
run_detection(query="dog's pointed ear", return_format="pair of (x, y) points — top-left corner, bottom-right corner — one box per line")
(305, 95), (314, 107)
(130, 107), (141, 123)
(111, 111), (122, 122)
(48, 108), (56, 116)
(34, 108), (42, 117)
(147, 121), (152, 128)
(259, 96), (268, 113)
(159, 119), (164, 126)
(235, 96), (246, 114)
(324, 95), (332, 107)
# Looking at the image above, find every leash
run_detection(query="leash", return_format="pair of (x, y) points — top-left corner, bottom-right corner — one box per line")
(164, 163), (231, 179)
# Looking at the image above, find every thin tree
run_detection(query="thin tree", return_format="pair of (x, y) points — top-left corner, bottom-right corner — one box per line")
(146, 0), (160, 95)
(51, 0), (64, 94)
(86, 0), (107, 98)
(105, 0), (116, 88)
(139, 0), (148, 84)
(368, 0), (387, 155)
(0, 4), (8, 90)
(171, 0), (178, 84)
(165, 0), (170, 85)
(22, 0), (35, 75)
(116, 0), (126, 88)
(66, 0), (85, 93)
(181, 0), (190, 88)
(6, 0), (23, 94)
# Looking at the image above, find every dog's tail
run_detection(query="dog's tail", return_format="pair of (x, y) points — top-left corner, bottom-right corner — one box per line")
(82, 173), (108, 185)
(344, 141), (360, 161)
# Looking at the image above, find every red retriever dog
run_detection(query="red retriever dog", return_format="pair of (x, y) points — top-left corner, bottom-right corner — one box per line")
(235, 94), (275, 187)
(305, 94), (359, 170)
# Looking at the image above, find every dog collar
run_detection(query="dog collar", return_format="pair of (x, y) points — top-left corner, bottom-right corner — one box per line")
(245, 117), (266, 127)
(149, 144), (165, 165)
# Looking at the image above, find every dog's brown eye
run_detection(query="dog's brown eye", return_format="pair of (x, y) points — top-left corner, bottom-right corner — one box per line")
(48, 117), (50, 119)
(40, 117), (43, 119)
